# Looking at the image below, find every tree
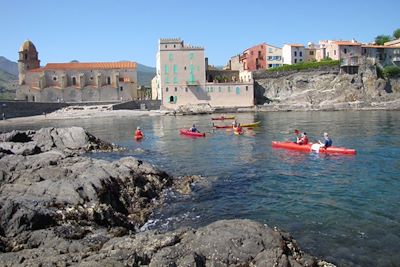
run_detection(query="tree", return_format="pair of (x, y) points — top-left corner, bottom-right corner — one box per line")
(394, 28), (400, 39)
(375, 35), (392, 45)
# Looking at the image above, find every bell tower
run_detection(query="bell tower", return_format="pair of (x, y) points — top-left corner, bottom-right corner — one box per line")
(18, 40), (40, 85)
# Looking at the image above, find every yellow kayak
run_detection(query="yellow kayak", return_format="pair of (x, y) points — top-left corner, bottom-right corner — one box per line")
(215, 121), (261, 129)
(241, 121), (261, 128)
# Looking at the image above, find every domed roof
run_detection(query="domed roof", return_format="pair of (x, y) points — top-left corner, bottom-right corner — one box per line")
(19, 40), (37, 52)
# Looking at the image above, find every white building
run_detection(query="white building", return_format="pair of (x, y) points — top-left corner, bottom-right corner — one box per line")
(282, 44), (305, 65)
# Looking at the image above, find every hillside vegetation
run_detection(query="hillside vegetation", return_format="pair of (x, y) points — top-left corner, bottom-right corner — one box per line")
(266, 60), (340, 72)
(0, 70), (17, 100)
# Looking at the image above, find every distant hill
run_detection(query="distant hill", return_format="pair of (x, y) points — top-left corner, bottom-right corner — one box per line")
(0, 69), (18, 100)
(137, 63), (156, 87)
(0, 56), (18, 76)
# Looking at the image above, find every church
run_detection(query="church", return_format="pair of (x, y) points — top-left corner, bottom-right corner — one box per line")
(17, 40), (138, 102)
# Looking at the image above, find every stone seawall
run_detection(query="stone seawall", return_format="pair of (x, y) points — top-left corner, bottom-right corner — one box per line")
(112, 100), (161, 111)
(0, 101), (69, 119)
(0, 100), (162, 119)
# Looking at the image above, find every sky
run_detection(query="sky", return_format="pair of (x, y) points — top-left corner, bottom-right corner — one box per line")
(1, 0), (399, 67)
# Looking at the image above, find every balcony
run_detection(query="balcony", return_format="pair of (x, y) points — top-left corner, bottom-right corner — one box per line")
(341, 57), (359, 66)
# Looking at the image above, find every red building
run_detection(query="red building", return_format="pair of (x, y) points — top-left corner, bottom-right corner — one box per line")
(241, 43), (266, 71)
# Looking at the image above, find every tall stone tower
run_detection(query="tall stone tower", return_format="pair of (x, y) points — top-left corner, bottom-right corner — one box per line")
(18, 40), (40, 85)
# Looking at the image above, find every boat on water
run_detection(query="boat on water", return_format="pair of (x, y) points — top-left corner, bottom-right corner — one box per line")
(214, 121), (261, 129)
(134, 135), (143, 140)
(180, 129), (206, 137)
(211, 116), (235, 120)
(271, 141), (356, 155)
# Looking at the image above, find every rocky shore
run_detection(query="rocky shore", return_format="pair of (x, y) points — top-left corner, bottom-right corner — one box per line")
(0, 127), (334, 266)
(254, 63), (400, 111)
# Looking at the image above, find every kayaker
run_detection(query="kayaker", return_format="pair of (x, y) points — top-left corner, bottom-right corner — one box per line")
(232, 120), (238, 128)
(319, 132), (332, 148)
(296, 132), (309, 145)
(293, 129), (301, 143)
(189, 124), (200, 133)
(234, 123), (243, 134)
(135, 126), (144, 138)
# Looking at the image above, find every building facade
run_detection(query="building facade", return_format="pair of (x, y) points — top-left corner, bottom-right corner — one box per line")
(224, 55), (243, 71)
(155, 38), (253, 109)
(282, 44), (305, 64)
(361, 45), (400, 66)
(17, 40), (138, 102)
(265, 44), (283, 68)
(241, 43), (267, 71)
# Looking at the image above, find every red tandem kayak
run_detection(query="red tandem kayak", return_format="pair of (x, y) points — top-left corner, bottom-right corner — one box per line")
(271, 141), (356, 155)
(180, 129), (206, 137)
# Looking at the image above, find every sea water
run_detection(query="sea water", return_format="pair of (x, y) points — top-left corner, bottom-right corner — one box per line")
(2, 110), (399, 266)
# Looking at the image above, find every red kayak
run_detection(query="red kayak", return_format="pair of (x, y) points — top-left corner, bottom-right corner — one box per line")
(180, 129), (206, 137)
(134, 135), (143, 140)
(211, 116), (235, 120)
(272, 141), (356, 155)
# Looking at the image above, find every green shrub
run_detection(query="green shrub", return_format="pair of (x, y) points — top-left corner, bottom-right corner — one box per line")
(383, 65), (400, 78)
(266, 60), (340, 72)
(376, 66), (384, 79)
(321, 57), (333, 61)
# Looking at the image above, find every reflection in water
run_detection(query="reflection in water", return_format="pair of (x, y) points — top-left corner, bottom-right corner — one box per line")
(2, 111), (400, 267)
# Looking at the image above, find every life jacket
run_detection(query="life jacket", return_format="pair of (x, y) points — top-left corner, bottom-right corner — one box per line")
(297, 136), (308, 145)
(135, 130), (143, 137)
(301, 136), (309, 144)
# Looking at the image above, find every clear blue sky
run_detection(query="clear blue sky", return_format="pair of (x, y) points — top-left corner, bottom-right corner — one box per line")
(1, 0), (399, 67)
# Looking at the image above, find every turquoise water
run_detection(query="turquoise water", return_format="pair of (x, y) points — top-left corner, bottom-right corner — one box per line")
(2, 111), (400, 266)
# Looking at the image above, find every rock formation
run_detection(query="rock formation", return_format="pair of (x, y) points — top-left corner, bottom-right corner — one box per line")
(254, 63), (400, 111)
(0, 127), (334, 266)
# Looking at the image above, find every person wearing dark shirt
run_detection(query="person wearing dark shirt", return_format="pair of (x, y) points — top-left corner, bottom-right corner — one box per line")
(319, 132), (332, 148)
(189, 124), (200, 133)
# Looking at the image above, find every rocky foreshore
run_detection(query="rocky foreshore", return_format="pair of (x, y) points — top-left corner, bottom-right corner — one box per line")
(254, 63), (400, 111)
(0, 127), (334, 266)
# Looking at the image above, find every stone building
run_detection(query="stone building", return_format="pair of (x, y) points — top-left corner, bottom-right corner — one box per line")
(154, 38), (253, 109)
(17, 40), (138, 102)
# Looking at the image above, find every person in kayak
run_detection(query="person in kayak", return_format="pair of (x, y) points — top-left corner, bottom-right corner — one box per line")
(189, 124), (200, 133)
(135, 126), (144, 138)
(232, 120), (238, 128)
(293, 129), (301, 143)
(234, 123), (243, 134)
(319, 132), (332, 148)
(296, 132), (309, 145)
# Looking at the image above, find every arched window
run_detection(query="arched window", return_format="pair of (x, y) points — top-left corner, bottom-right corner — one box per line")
(24, 53), (28, 60)
(107, 77), (111, 85)
(169, 96), (174, 103)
